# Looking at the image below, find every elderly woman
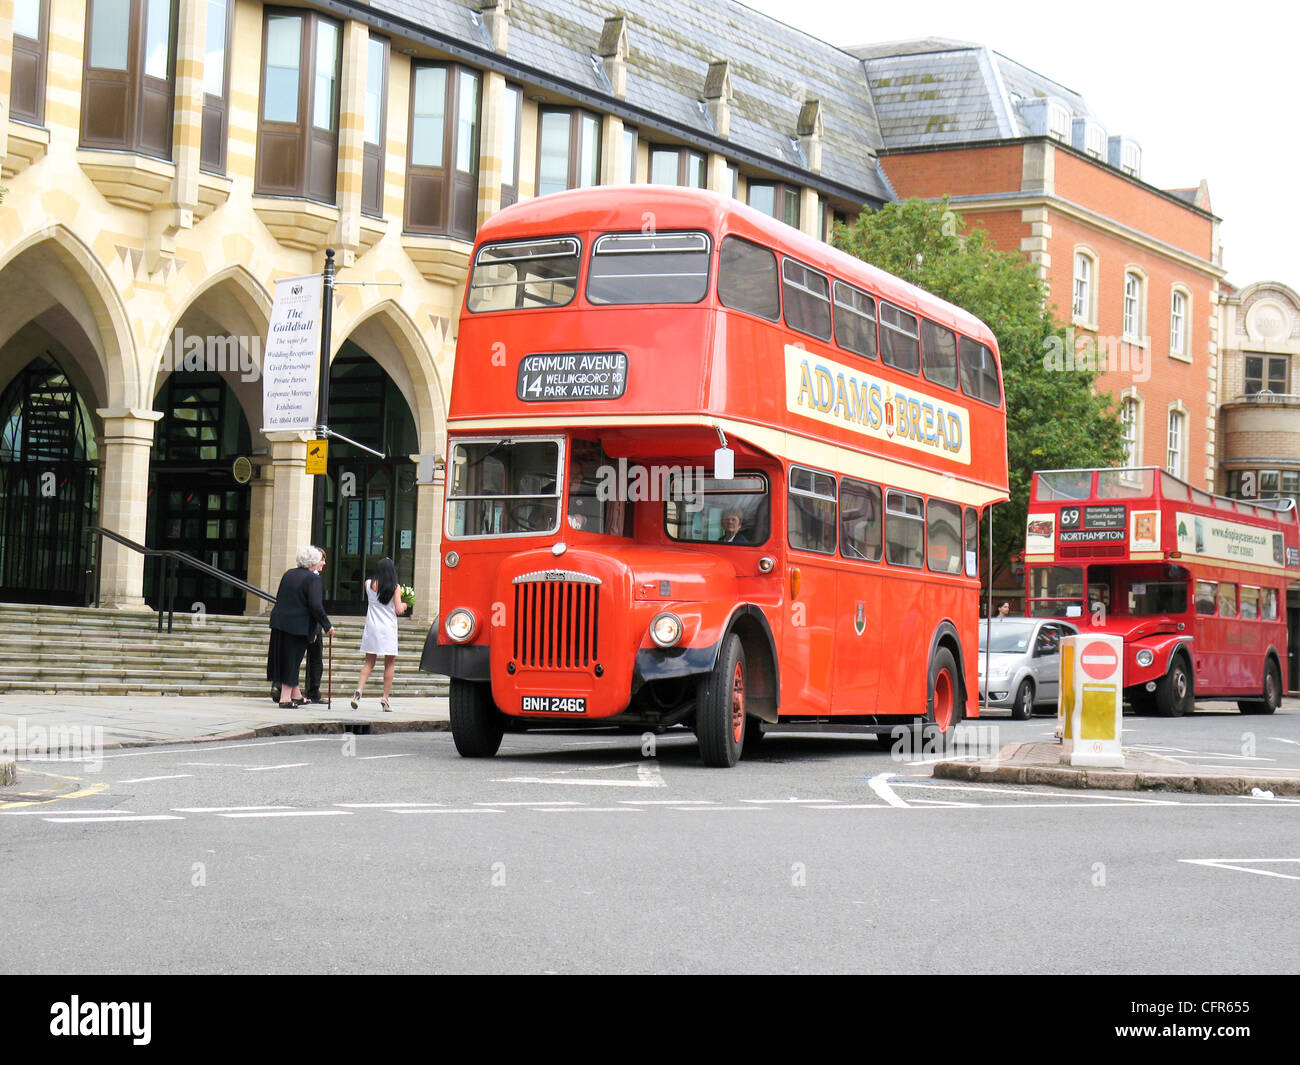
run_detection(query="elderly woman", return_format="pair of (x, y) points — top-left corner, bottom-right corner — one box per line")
(267, 545), (334, 709)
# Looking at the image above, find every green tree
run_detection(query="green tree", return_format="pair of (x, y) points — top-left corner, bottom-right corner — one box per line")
(833, 197), (1125, 584)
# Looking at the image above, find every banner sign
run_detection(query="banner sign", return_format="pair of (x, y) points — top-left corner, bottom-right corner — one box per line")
(784, 346), (971, 465)
(262, 274), (323, 433)
(1175, 511), (1286, 568)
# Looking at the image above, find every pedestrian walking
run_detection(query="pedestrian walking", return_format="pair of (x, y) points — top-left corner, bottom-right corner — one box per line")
(350, 556), (407, 712)
(267, 546), (335, 709)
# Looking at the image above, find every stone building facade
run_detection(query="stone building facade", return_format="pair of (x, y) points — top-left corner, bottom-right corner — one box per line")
(0, 0), (888, 615)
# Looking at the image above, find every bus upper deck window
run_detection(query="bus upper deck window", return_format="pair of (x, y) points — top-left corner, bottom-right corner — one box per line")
(586, 232), (711, 305)
(782, 258), (831, 341)
(468, 237), (581, 312)
(832, 280), (877, 360)
(1097, 469), (1153, 498)
(1036, 470), (1093, 500)
(718, 236), (779, 321)
(958, 336), (1001, 405)
(921, 319), (958, 390)
(879, 302), (920, 375)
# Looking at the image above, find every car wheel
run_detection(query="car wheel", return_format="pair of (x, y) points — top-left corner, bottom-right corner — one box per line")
(1011, 678), (1035, 721)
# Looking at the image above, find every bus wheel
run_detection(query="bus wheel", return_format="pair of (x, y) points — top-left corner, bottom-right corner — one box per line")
(449, 678), (505, 757)
(921, 647), (962, 749)
(1011, 679), (1035, 721)
(1155, 656), (1193, 717)
(1239, 660), (1281, 715)
(697, 634), (746, 767)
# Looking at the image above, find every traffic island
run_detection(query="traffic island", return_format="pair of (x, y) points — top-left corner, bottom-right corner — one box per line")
(933, 740), (1300, 796)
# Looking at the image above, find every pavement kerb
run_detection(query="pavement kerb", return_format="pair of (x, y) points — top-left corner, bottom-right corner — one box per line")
(933, 740), (1300, 796)
(97, 718), (452, 750)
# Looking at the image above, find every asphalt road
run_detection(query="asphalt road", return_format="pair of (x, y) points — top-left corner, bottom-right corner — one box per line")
(4, 707), (1299, 974)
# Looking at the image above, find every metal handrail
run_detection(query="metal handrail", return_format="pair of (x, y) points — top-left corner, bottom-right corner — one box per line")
(85, 526), (275, 633)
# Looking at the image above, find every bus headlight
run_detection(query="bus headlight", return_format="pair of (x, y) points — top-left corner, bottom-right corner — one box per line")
(1135, 649), (1154, 668)
(649, 612), (683, 648)
(445, 608), (477, 643)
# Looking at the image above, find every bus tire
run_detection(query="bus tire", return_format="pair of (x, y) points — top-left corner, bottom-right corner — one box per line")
(1155, 655), (1193, 717)
(1239, 660), (1281, 715)
(696, 634), (746, 768)
(921, 646), (962, 750)
(449, 678), (505, 757)
(1011, 679), (1035, 721)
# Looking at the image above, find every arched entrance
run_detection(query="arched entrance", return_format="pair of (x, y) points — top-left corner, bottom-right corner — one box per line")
(320, 342), (419, 614)
(0, 354), (100, 604)
(147, 371), (253, 615)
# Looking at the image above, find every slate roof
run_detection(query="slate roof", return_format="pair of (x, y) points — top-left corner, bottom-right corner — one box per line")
(851, 38), (1101, 149)
(366, 0), (892, 204)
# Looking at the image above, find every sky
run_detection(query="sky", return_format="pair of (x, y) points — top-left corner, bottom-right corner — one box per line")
(741, 0), (1297, 287)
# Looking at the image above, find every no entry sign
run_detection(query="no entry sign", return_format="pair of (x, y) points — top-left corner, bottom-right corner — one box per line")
(1080, 640), (1120, 682)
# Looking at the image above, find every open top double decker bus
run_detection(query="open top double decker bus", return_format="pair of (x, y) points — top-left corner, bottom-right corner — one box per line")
(1025, 467), (1300, 715)
(421, 186), (1009, 765)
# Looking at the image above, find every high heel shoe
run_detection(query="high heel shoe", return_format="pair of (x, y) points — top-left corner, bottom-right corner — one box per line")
(380, 697), (391, 713)
(350, 690), (361, 710)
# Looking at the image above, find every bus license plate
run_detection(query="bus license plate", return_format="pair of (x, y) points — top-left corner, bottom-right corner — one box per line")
(521, 696), (587, 714)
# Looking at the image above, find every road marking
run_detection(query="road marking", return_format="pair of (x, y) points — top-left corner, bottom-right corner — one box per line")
(244, 763), (310, 772)
(173, 805), (294, 813)
(739, 797), (835, 804)
(806, 804), (890, 809)
(1180, 859), (1300, 881)
(357, 754), (413, 760)
(178, 762), (252, 768)
(907, 798), (981, 807)
(867, 773), (910, 809)
(217, 810), (351, 818)
(618, 800), (715, 805)
(44, 814), (183, 823)
(117, 774), (194, 784)
(492, 775), (665, 788)
(335, 802), (445, 808)
(534, 806), (642, 813)
(2, 808), (129, 816)
(474, 801), (582, 807)
(388, 808), (503, 814)
(101, 737), (342, 760)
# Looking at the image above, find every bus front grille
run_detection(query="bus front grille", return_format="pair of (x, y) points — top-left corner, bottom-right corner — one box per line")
(513, 579), (600, 669)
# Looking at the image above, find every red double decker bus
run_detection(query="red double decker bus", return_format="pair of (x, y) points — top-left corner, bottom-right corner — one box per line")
(1024, 467), (1300, 715)
(421, 186), (1008, 765)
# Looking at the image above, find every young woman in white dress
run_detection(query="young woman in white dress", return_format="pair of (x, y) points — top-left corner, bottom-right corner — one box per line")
(351, 557), (407, 711)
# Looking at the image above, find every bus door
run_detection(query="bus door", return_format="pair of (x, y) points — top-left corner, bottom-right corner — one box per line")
(832, 478), (883, 713)
(786, 467), (839, 716)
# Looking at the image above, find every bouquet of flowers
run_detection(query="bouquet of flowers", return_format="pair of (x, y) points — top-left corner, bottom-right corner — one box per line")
(400, 584), (416, 609)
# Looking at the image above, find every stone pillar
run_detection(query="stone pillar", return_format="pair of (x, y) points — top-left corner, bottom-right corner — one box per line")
(477, 70), (506, 227)
(264, 433), (315, 586)
(0, 1), (13, 163)
(245, 470), (274, 615)
(413, 471), (445, 625)
(333, 19), (368, 266)
(95, 409), (163, 609)
(706, 152), (730, 196)
(163, 0), (206, 223)
(599, 114), (624, 185)
(799, 189), (819, 239)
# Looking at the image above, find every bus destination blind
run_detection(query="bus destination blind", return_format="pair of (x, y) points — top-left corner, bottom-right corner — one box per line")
(517, 352), (627, 402)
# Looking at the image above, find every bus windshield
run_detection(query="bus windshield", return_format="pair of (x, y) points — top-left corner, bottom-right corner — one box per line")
(446, 438), (562, 537)
(665, 473), (770, 546)
(1029, 565), (1084, 617)
(1126, 578), (1187, 615)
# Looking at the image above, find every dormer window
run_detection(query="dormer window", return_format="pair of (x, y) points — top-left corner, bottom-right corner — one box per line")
(1048, 104), (1070, 142)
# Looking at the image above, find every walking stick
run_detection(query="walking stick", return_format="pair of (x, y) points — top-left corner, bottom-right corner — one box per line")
(328, 630), (333, 710)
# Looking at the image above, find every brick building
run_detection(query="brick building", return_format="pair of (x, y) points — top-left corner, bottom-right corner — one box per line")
(856, 39), (1225, 499)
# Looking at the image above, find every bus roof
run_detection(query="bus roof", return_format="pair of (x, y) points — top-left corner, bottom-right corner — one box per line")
(474, 186), (996, 346)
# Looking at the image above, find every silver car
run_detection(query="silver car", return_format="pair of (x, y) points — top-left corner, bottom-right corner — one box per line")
(977, 618), (1078, 720)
